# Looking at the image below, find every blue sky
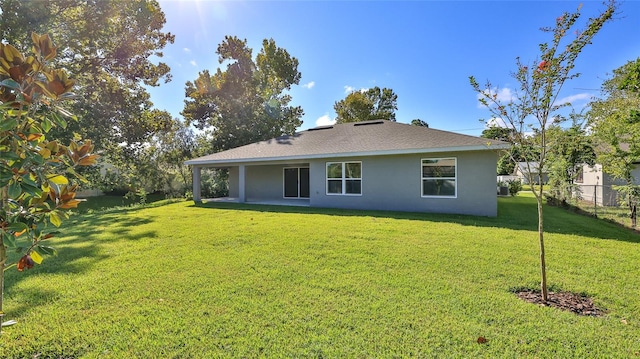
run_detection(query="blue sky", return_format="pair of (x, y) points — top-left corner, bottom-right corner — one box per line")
(149, 0), (640, 136)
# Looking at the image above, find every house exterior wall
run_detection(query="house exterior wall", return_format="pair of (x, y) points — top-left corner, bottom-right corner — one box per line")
(305, 151), (498, 216)
(577, 164), (640, 206)
(227, 151), (499, 216)
(229, 167), (239, 198)
(244, 165), (285, 201)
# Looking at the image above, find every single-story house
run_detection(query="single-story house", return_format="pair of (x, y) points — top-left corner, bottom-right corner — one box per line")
(185, 120), (510, 216)
(575, 163), (640, 206)
(513, 161), (548, 184)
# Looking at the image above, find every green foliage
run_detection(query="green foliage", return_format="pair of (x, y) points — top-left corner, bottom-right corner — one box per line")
(546, 124), (595, 203)
(334, 86), (398, 123)
(1, 198), (640, 356)
(589, 57), (640, 225)
(410, 118), (428, 127)
(470, 1), (618, 301)
(183, 36), (303, 152)
(154, 119), (196, 193)
(0, 0), (176, 195)
(0, 33), (96, 327)
(497, 154), (515, 175)
(481, 126), (517, 175)
(481, 126), (515, 142)
(589, 58), (640, 180)
(200, 168), (229, 198)
(507, 179), (523, 196)
(619, 57), (640, 94)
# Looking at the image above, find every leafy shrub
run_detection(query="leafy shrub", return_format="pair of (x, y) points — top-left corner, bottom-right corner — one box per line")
(508, 179), (523, 196)
(201, 168), (229, 198)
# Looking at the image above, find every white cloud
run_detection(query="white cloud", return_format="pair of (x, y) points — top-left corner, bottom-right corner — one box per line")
(302, 81), (315, 89)
(556, 93), (591, 106)
(315, 114), (336, 127)
(183, 47), (191, 53)
(477, 87), (515, 108)
(344, 85), (369, 94)
(485, 117), (508, 128)
(190, 60), (197, 66)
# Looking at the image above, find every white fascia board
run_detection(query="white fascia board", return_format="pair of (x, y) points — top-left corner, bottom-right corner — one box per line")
(184, 143), (511, 166)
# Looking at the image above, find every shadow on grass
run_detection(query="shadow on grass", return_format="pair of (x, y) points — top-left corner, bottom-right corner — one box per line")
(190, 196), (640, 243)
(76, 193), (169, 213)
(3, 206), (159, 315)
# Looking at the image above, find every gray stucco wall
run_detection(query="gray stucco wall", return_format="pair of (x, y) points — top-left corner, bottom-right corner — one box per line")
(307, 151), (498, 216)
(228, 167), (239, 198)
(233, 151), (499, 216)
(579, 163), (640, 207)
(245, 165), (285, 201)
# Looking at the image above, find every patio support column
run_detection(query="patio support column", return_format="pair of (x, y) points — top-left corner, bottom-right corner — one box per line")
(192, 166), (202, 202)
(238, 165), (246, 203)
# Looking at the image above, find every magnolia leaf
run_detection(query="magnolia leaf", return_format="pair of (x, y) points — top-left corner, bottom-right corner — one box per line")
(78, 154), (98, 166)
(39, 148), (52, 159)
(7, 222), (28, 233)
(26, 133), (42, 141)
(30, 250), (43, 264)
(21, 182), (41, 197)
(0, 78), (20, 90)
(21, 173), (38, 188)
(8, 181), (21, 198)
(0, 117), (17, 131)
(47, 174), (68, 185)
(7, 222), (29, 237)
(1, 320), (17, 327)
(37, 245), (57, 256)
(59, 199), (83, 209)
(1, 231), (16, 248)
(41, 117), (52, 132)
(49, 211), (62, 227)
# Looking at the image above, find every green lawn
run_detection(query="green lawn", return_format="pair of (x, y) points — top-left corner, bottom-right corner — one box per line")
(1, 195), (640, 357)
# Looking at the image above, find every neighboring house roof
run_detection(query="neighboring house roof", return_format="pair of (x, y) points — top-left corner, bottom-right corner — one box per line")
(185, 120), (511, 166)
(514, 162), (548, 175)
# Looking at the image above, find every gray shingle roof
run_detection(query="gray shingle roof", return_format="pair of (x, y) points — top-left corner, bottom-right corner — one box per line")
(185, 120), (510, 166)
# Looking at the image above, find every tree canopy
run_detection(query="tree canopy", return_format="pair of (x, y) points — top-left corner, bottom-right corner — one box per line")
(546, 123), (595, 203)
(334, 87), (398, 123)
(410, 119), (429, 127)
(0, 0), (175, 163)
(182, 36), (304, 152)
(589, 58), (640, 179)
(589, 57), (640, 225)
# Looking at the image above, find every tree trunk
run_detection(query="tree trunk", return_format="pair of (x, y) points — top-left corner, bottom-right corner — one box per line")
(537, 187), (549, 302)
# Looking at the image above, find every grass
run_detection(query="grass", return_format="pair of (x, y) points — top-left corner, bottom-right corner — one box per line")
(1, 195), (640, 357)
(75, 192), (169, 213)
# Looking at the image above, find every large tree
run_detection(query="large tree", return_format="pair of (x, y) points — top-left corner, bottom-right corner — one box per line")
(183, 36), (304, 153)
(470, 1), (617, 301)
(0, 0), (175, 174)
(334, 87), (398, 123)
(589, 58), (640, 226)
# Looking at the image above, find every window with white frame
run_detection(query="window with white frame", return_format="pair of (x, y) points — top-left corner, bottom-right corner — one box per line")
(422, 158), (456, 197)
(326, 161), (362, 195)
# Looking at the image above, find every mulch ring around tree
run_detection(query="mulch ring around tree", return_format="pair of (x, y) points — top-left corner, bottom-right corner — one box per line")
(516, 290), (605, 317)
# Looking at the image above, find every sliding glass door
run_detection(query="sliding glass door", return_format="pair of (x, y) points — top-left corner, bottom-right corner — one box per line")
(284, 167), (309, 198)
